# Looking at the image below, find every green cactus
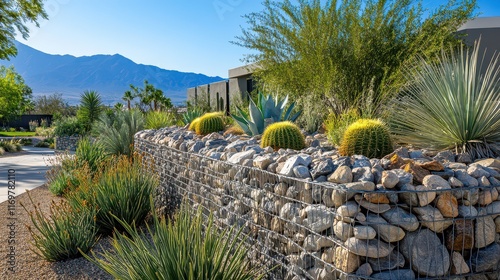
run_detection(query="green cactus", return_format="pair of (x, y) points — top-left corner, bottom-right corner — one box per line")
(261, 121), (306, 151)
(195, 112), (225, 135)
(189, 117), (201, 131)
(339, 118), (393, 158)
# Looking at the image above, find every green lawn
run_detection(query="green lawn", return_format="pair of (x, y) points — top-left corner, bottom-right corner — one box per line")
(0, 131), (36, 137)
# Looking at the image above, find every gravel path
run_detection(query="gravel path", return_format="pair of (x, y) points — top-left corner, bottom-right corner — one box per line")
(0, 185), (113, 280)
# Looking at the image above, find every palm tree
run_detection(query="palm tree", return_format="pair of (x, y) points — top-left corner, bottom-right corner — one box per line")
(122, 90), (135, 110)
(77, 90), (103, 133)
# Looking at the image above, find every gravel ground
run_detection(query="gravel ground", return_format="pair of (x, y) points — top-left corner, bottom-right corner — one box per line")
(0, 185), (113, 280)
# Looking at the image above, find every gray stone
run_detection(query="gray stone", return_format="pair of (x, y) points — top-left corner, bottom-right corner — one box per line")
(371, 270), (415, 280)
(244, 145), (263, 153)
(415, 184), (437, 207)
(423, 174), (452, 190)
(431, 168), (455, 180)
(458, 205), (478, 218)
(280, 203), (301, 220)
(301, 205), (334, 233)
(253, 155), (273, 170)
(227, 149), (256, 164)
(449, 176), (464, 187)
(302, 235), (335, 251)
(479, 176), (492, 187)
(368, 249), (405, 271)
(353, 155), (371, 168)
(381, 170), (399, 189)
(456, 153), (472, 164)
(189, 141), (205, 153)
(353, 225), (376, 239)
(333, 156), (352, 168)
(468, 165), (491, 178)
(434, 150), (455, 162)
(293, 166), (311, 179)
(357, 197), (391, 213)
(352, 167), (374, 182)
(365, 213), (405, 243)
(409, 150), (424, 159)
(336, 201), (360, 218)
(451, 251), (470, 275)
(475, 214), (496, 248)
(469, 243), (500, 272)
(346, 181), (376, 192)
(372, 164), (385, 184)
(398, 183), (419, 207)
(413, 206), (453, 232)
(344, 237), (393, 258)
(205, 139), (228, 148)
(333, 221), (354, 241)
(311, 158), (335, 179)
(491, 176), (500, 186)
(355, 263), (373, 277)
(392, 168), (413, 187)
(484, 201), (500, 218)
(455, 169), (479, 187)
(279, 154), (312, 177)
(381, 207), (419, 231)
(328, 165), (353, 183)
(401, 229), (450, 277)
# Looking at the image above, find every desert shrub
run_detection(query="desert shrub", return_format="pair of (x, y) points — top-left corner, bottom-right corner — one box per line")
(29, 120), (39, 132)
(21, 194), (98, 262)
(68, 155), (157, 235)
(82, 204), (265, 280)
(94, 109), (144, 156)
(325, 108), (362, 146)
(0, 139), (21, 152)
(19, 138), (32, 146)
(53, 116), (84, 137)
(48, 171), (79, 196)
(261, 121), (305, 151)
(0, 147), (4, 155)
(77, 90), (103, 133)
(35, 126), (54, 137)
(391, 42), (500, 159)
(182, 107), (204, 125)
(339, 118), (393, 158)
(144, 111), (178, 129)
(75, 138), (107, 176)
(224, 125), (245, 136)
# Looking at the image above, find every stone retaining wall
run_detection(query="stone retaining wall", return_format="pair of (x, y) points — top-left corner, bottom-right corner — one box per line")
(135, 128), (500, 280)
(55, 136), (80, 151)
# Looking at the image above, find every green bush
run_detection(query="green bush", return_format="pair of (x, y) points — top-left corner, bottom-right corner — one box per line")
(0, 139), (21, 152)
(21, 194), (98, 262)
(77, 90), (103, 133)
(390, 43), (500, 159)
(261, 121), (305, 151)
(53, 116), (84, 137)
(195, 112), (225, 135)
(325, 109), (362, 146)
(94, 110), (144, 156)
(144, 111), (178, 129)
(0, 147), (4, 155)
(35, 126), (54, 137)
(339, 119), (393, 158)
(69, 155), (157, 235)
(75, 138), (107, 176)
(82, 204), (265, 280)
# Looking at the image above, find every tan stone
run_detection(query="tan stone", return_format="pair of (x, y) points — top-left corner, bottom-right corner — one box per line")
(475, 158), (500, 169)
(478, 189), (494, 206)
(363, 193), (390, 204)
(335, 247), (361, 273)
(404, 162), (431, 184)
(435, 192), (458, 218)
(419, 160), (445, 171)
(451, 252), (470, 275)
(446, 219), (474, 251)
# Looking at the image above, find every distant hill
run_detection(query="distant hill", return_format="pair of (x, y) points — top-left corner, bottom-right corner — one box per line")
(0, 41), (225, 105)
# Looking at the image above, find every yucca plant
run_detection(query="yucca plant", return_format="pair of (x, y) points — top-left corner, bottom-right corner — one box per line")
(182, 107), (204, 125)
(82, 204), (265, 280)
(145, 111), (178, 129)
(77, 90), (103, 134)
(69, 155), (158, 235)
(232, 92), (301, 136)
(390, 42), (500, 159)
(94, 109), (144, 156)
(21, 192), (98, 262)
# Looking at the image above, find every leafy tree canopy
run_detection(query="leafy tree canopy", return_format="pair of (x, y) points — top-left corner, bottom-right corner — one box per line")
(235, 0), (477, 117)
(129, 80), (172, 112)
(0, 0), (47, 59)
(0, 65), (32, 122)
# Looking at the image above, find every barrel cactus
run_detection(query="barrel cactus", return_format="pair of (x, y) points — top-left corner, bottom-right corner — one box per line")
(339, 118), (393, 158)
(188, 117), (201, 131)
(261, 121), (306, 151)
(195, 112), (225, 135)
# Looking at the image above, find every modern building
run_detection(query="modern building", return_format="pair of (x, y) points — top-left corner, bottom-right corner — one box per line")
(186, 64), (258, 113)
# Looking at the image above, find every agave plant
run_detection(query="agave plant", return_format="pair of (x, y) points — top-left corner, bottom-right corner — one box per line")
(182, 107), (204, 125)
(231, 92), (301, 136)
(390, 41), (500, 159)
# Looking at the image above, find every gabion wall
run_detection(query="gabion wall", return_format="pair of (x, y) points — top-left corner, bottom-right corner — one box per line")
(54, 136), (80, 151)
(135, 136), (500, 280)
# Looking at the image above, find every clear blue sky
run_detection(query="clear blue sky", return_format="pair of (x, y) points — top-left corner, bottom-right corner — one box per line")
(15, 0), (500, 78)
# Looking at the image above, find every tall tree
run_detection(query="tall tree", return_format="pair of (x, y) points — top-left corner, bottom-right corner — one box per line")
(235, 0), (477, 117)
(0, 66), (32, 122)
(122, 90), (135, 110)
(33, 93), (72, 116)
(129, 80), (172, 112)
(0, 0), (47, 59)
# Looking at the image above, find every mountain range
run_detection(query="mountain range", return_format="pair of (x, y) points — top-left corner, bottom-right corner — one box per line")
(0, 41), (225, 105)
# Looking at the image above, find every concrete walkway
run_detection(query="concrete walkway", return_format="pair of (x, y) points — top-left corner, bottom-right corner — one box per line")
(0, 146), (56, 203)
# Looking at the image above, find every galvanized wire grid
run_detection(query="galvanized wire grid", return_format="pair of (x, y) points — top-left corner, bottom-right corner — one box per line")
(136, 138), (500, 280)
